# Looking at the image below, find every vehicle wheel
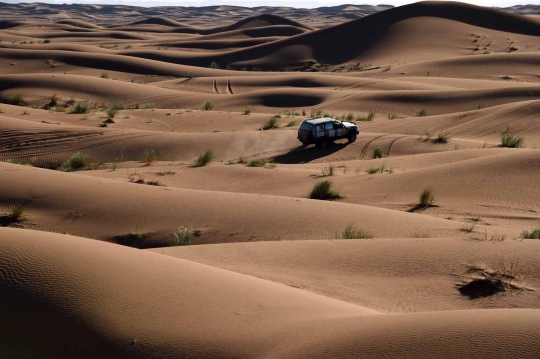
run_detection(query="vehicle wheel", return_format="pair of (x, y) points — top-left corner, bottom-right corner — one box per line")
(348, 133), (357, 143)
(316, 140), (327, 148)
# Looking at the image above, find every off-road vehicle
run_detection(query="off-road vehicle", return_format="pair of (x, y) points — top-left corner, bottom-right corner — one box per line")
(297, 117), (359, 148)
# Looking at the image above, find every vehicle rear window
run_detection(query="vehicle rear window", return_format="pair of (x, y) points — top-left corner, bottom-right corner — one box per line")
(300, 123), (313, 130)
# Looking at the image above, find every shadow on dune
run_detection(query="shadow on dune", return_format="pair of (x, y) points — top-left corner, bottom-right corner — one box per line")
(272, 142), (350, 164)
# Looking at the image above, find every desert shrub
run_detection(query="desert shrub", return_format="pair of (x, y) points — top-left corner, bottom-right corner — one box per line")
(100, 71), (109, 79)
(210, 62), (219, 69)
(106, 105), (119, 118)
(522, 228), (540, 239)
(187, 71), (194, 79)
(419, 188), (434, 207)
(9, 204), (27, 221)
(72, 102), (90, 114)
(125, 44), (132, 49)
(501, 130), (524, 148)
(43, 39), (51, 43)
(192, 150), (216, 167)
(417, 109), (429, 117)
(143, 103), (155, 109)
(345, 113), (355, 121)
(10, 93), (27, 106)
(321, 163), (334, 176)
(202, 101), (213, 111)
(387, 113), (397, 120)
(263, 116), (279, 130)
(247, 159), (266, 167)
(310, 108), (322, 117)
(171, 227), (194, 246)
(58, 152), (88, 171)
(243, 106), (251, 115)
(341, 225), (372, 239)
(434, 131), (451, 143)
(286, 119), (299, 127)
(309, 180), (340, 200)
(372, 145), (385, 159)
(357, 111), (374, 121)
(49, 94), (59, 107)
(143, 149), (159, 165)
(302, 109), (306, 116)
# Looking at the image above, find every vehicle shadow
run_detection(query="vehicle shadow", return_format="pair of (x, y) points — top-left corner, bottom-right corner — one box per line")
(272, 142), (350, 164)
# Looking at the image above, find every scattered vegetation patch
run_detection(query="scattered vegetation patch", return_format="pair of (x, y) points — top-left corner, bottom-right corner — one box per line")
(310, 108), (322, 117)
(356, 111), (375, 121)
(286, 119), (299, 127)
(243, 106), (252, 115)
(57, 152), (89, 171)
(341, 225), (373, 239)
(501, 130), (524, 148)
(321, 163), (335, 176)
(522, 228), (540, 239)
(309, 180), (341, 200)
(72, 102), (91, 114)
(192, 150), (216, 167)
(43, 39), (51, 44)
(143, 149), (159, 165)
(365, 164), (392, 174)
(10, 93), (27, 106)
(263, 116), (279, 130)
(49, 94), (59, 107)
(100, 71), (110, 79)
(106, 105), (120, 118)
(210, 62), (219, 69)
(171, 227), (196, 246)
(247, 159), (266, 167)
(457, 257), (528, 299)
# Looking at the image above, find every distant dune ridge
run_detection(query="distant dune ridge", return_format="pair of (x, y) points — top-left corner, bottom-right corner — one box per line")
(1, 1), (540, 358)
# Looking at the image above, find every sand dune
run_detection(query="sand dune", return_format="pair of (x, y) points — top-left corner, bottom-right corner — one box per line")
(1, 1), (540, 357)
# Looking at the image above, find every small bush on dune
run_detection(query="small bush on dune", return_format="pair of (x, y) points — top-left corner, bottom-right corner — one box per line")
(144, 149), (159, 165)
(247, 159), (266, 167)
(9, 204), (27, 221)
(522, 228), (540, 239)
(72, 102), (90, 114)
(357, 111), (375, 122)
(309, 180), (340, 200)
(263, 116), (279, 130)
(501, 130), (524, 148)
(202, 101), (213, 111)
(49, 94), (59, 107)
(243, 105), (252, 115)
(59, 152), (89, 171)
(192, 150), (216, 167)
(210, 62), (219, 69)
(417, 109), (429, 117)
(43, 39), (51, 44)
(387, 113), (397, 120)
(101, 71), (109, 79)
(345, 113), (355, 121)
(310, 108), (322, 117)
(419, 188), (434, 207)
(171, 227), (194, 246)
(372, 145), (385, 159)
(286, 119), (299, 127)
(341, 225), (372, 239)
(106, 105), (120, 118)
(10, 93), (27, 106)
(434, 131), (451, 144)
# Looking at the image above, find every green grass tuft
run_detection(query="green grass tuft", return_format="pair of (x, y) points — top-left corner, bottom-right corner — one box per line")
(263, 116), (279, 130)
(10, 93), (27, 106)
(341, 225), (373, 239)
(72, 102), (91, 114)
(433, 131), (451, 144)
(417, 109), (429, 117)
(309, 180), (340, 200)
(372, 145), (385, 159)
(247, 159), (266, 167)
(202, 101), (213, 111)
(419, 188), (434, 207)
(171, 227), (194, 246)
(501, 130), (524, 148)
(58, 152), (89, 171)
(521, 228), (540, 239)
(321, 163), (334, 176)
(243, 106), (252, 115)
(192, 150), (216, 167)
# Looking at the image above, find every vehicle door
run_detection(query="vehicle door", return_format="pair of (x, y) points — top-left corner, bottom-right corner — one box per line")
(315, 124), (325, 139)
(332, 121), (345, 138)
(324, 122), (335, 138)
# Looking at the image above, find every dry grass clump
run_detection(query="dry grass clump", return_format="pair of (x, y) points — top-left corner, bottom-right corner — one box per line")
(72, 102), (91, 114)
(171, 227), (195, 246)
(202, 101), (213, 111)
(365, 164), (392, 174)
(341, 225), (372, 239)
(247, 159), (266, 167)
(263, 116), (279, 130)
(356, 111), (375, 122)
(143, 149), (159, 165)
(192, 150), (216, 167)
(501, 130), (524, 148)
(372, 145), (385, 159)
(286, 119), (299, 127)
(433, 131), (451, 143)
(310, 108), (322, 117)
(10, 93), (27, 106)
(9, 204), (27, 221)
(321, 163), (335, 176)
(419, 188), (434, 207)
(458, 256), (528, 299)
(106, 105), (120, 118)
(309, 180), (340, 200)
(416, 109), (429, 117)
(58, 152), (89, 171)
(243, 106), (252, 115)
(521, 228), (540, 239)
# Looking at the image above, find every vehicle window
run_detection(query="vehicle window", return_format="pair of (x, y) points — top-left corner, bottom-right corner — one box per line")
(316, 125), (324, 133)
(324, 123), (333, 130)
(300, 123), (313, 131)
(333, 121), (343, 129)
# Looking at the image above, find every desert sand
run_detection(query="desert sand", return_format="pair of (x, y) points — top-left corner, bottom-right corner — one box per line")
(1, 1), (540, 357)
